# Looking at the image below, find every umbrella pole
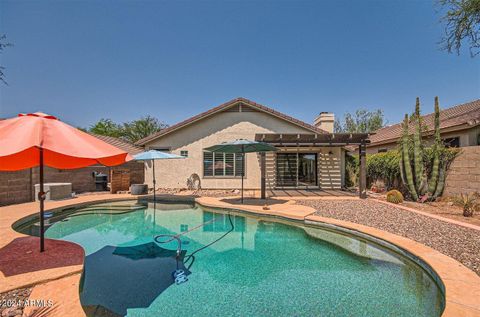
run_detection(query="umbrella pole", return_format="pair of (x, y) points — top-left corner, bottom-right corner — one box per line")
(241, 146), (245, 204)
(152, 159), (156, 203)
(152, 160), (156, 227)
(39, 148), (45, 252)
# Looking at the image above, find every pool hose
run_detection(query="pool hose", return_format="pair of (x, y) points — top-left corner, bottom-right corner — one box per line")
(153, 212), (235, 282)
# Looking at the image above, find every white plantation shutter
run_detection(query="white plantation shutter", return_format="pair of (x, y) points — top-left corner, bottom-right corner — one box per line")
(203, 151), (245, 177)
(203, 152), (213, 176)
(225, 153), (234, 176)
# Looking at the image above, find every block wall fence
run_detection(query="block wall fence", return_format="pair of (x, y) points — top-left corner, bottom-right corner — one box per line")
(0, 162), (144, 206)
(443, 145), (480, 196)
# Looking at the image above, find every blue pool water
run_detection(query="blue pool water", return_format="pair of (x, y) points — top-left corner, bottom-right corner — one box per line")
(39, 201), (444, 317)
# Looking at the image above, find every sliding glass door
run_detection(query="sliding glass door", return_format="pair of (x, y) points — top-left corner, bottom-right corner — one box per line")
(276, 153), (317, 187)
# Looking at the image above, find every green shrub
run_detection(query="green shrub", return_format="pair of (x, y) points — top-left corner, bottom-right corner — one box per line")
(362, 147), (459, 196)
(366, 151), (400, 189)
(345, 154), (358, 188)
(453, 193), (478, 217)
(386, 189), (404, 204)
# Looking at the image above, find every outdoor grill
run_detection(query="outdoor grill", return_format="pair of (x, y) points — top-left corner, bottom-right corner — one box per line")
(93, 172), (108, 191)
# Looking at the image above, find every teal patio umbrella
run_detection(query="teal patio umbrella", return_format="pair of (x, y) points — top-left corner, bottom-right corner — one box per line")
(134, 150), (185, 202)
(204, 139), (277, 203)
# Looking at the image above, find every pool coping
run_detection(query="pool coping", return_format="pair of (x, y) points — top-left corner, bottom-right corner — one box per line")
(1, 194), (479, 316)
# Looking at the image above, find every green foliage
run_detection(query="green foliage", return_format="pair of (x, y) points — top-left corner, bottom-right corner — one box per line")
(89, 119), (123, 138)
(365, 147), (459, 195)
(89, 116), (168, 143)
(453, 193), (479, 217)
(0, 34), (13, 85)
(366, 151), (400, 189)
(398, 97), (460, 201)
(401, 113), (419, 201)
(334, 109), (385, 133)
(428, 97), (442, 194)
(386, 190), (404, 204)
(121, 116), (168, 143)
(413, 98), (426, 194)
(439, 0), (480, 56)
(345, 154), (358, 187)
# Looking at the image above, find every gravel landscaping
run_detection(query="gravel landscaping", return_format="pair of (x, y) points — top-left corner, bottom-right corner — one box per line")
(297, 199), (480, 276)
(0, 288), (31, 317)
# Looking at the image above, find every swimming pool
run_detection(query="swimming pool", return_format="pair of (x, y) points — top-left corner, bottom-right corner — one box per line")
(19, 200), (444, 316)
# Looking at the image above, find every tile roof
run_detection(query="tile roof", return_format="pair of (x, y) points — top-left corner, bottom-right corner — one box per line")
(135, 97), (327, 145)
(369, 99), (480, 146)
(91, 134), (144, 155)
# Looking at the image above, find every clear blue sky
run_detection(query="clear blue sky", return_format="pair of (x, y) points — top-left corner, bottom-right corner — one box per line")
(1, 0), (479, 129)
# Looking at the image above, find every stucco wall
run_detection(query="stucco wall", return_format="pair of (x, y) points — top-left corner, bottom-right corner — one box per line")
(443, 145), (480, 196)
(143, 111), (344, 190)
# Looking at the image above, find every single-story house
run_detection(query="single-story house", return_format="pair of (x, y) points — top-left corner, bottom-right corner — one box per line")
(135, 98), (369, 197)
(367, 99), (480, 154)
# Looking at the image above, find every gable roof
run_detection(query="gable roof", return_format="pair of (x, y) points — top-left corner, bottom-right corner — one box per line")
(135, 97), (327, 145)
(368, 99), (480, 146)
(91, 134), (144, 155)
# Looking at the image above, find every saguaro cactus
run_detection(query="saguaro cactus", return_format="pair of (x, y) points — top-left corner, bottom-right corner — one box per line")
(401, 114), (418, 201)
(413, 97), (426, 195)
(400, 97), (444, 201)
(428, 96), (441, 195)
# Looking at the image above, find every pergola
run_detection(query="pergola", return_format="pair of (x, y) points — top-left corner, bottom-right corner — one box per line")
(254, 133), (371, 199)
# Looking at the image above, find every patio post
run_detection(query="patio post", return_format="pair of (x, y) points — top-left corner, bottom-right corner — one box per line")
(260, 152), (266, 199)
(359, 140), (367, 199)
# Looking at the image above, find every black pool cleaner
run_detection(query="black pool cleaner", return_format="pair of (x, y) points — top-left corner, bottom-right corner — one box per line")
(154, 212), (235, 280)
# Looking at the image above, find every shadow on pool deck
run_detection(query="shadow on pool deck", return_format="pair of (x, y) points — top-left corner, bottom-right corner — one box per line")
(0, 237), (84, 277)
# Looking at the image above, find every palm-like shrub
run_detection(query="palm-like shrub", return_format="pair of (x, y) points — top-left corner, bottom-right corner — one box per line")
(453, 193), (479, 217)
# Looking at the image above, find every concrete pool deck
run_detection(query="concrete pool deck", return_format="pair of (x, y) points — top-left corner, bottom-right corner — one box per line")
(0, 194), (479, 316)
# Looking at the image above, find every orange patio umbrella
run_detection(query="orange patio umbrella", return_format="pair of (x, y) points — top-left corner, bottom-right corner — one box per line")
(0, 112), (132, 252)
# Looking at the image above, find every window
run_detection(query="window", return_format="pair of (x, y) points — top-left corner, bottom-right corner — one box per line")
(377, 149), (388, 153)
(477, 133), (480, 146)
(180, 150), (188, 157)
(203, 152), (244, 177)
(443, 137), (460, 148)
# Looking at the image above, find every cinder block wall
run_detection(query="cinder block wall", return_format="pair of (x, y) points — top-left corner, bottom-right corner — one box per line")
(0, 162), (144, 206)
(443, 146), (480, 196)
(0, 169), (33, 206)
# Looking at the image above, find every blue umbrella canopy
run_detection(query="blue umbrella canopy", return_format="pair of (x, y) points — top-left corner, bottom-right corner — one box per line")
(133, 150), (184, 161)
(133, 150), (185, 202)
(203, 139), (278, 153)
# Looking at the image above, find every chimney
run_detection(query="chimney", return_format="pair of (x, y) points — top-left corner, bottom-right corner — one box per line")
(314, 112), (335, 133)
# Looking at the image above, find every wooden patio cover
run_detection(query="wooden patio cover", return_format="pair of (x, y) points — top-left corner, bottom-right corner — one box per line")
(255, 133), (371, 199)
(254, 133), (371, 145)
